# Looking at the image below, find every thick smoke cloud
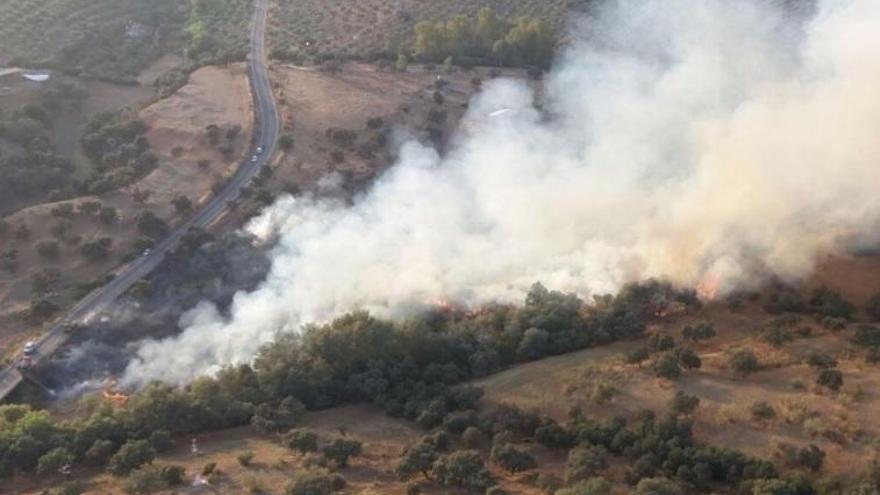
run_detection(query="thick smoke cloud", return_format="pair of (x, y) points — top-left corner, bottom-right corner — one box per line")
(122, 0), (880, 386)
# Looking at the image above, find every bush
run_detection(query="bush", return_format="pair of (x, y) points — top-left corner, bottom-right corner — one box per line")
(490, 443), (536, 473)
(633, 477), (684, 495)
(669, 391), (700, 416)
(37, 447), (73, 475)
(462, 426), (488, 449)
(321, 437), (362, 467)
(866, 292), (880, 321)
(762, 326), (794, 347)
(85, 439), (117, 466)
(284, 428), (319, 453)
(806, 352), (837, 369)
(36, 239), (60, 260)
(681, 321), (715, 342)
(816, 369), (843, 391)
(652, 353), (682, 380)
(535, 418), (574, 449)
(565, 446), (608, 484)
(750, 402), (776, 422)
(432, 450), (494, 492)
(108, 440), (156, 476)
(286, 468), (346, 495)
(124, 466), (164, 494)
(676, 348), (702, 370)
(556, 477), (612, 495)
(728, 350), (760, 376)
(238, 451), (255, 466)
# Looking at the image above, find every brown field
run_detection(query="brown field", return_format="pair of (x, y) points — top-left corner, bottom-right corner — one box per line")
(0, 64), (252, 360)
(266, 0), (572, 60)
(267, 62), (529, 196)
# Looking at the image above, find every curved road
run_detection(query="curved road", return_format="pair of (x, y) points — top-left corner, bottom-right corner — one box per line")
(0, 0), (279, 401)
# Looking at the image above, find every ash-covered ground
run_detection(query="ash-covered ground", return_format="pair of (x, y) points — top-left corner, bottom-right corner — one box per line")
(36, 230), (271, 397)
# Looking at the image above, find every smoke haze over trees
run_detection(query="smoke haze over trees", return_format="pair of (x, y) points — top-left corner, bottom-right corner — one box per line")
(124, 0), (880, 386)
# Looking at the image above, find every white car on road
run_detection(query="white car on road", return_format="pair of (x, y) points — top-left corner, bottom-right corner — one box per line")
(23, 341), (37, 356)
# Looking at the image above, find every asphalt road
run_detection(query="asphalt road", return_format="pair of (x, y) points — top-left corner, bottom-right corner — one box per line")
(0, 0), (279, 402)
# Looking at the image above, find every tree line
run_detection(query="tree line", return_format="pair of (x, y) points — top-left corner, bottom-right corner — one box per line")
(411, 8), (556, 69)
(0, 280), (695, 479)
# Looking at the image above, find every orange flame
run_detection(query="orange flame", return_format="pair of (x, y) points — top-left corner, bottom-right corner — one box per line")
(102, 380), (129, 405)
(697, 275), (722, 301)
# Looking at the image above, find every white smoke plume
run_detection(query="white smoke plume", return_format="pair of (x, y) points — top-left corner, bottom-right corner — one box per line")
(122, 0), (880, 386)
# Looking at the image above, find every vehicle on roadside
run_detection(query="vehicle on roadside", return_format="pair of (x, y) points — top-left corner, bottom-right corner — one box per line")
(23, 341), (36, 356)
(251, 155), (259, 162)
(256, 146), (264, 154)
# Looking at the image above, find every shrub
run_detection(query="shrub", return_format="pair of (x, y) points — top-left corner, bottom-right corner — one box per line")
(681, 321), (715, 342)
(36, 239), (60, 260)
(148, 430), (172, 452)
(238, 451), (255, 466)
(535, 418), (574, 449)
(866, 292), (880, 321)
(124, 466), (164, 494)
(728, 349), (760, 376)
(286, 468), (346, 495)
(284, 428), (319, 453)
(108, 439), (156, 476)
(854, 325), (880, 348)
(669, 391), (700, 416)
(556, 477), (612, 495)
(490, 443), (536, 473)
(85, 439), (117, 466)
(462, 426), (488, 449)
(652, 353), (682, 380)
(202, 462), (217, 475)
(397, 441), (440, 480)
(565, 446), (608, 484)
(321, 437), (362, 467)
(676, 348), (702, 370)
(625, 347), (651, 368)
(160, 465), (185, 486)
(806, 352), (837, 369)
(432, 450), (494, 492)
(750, 402), (776, 422)
(762, 326), (794, 347)
(633, 477), (684, 495)
(37, 447), (73, 475)
(816, 369), (843, 391)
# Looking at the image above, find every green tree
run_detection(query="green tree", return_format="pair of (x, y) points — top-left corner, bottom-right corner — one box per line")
(652, 353), (682, 380)
(557, 477), (612, 495)
(37, 447), (73, 475)
(633, 477), (684, 495)
(490, 443), (536, 473)
(432, 450), (494, 492)
(108, 439), (156, 476)
(565, 446), (608, 484)
(397, 441), (439, 480)
(728, 349), (760, 376)
(171, 195), (193, 216)
(321, 438), (362, 467)
(284, 428), (318, 453)
(286, 468), (346, 495)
